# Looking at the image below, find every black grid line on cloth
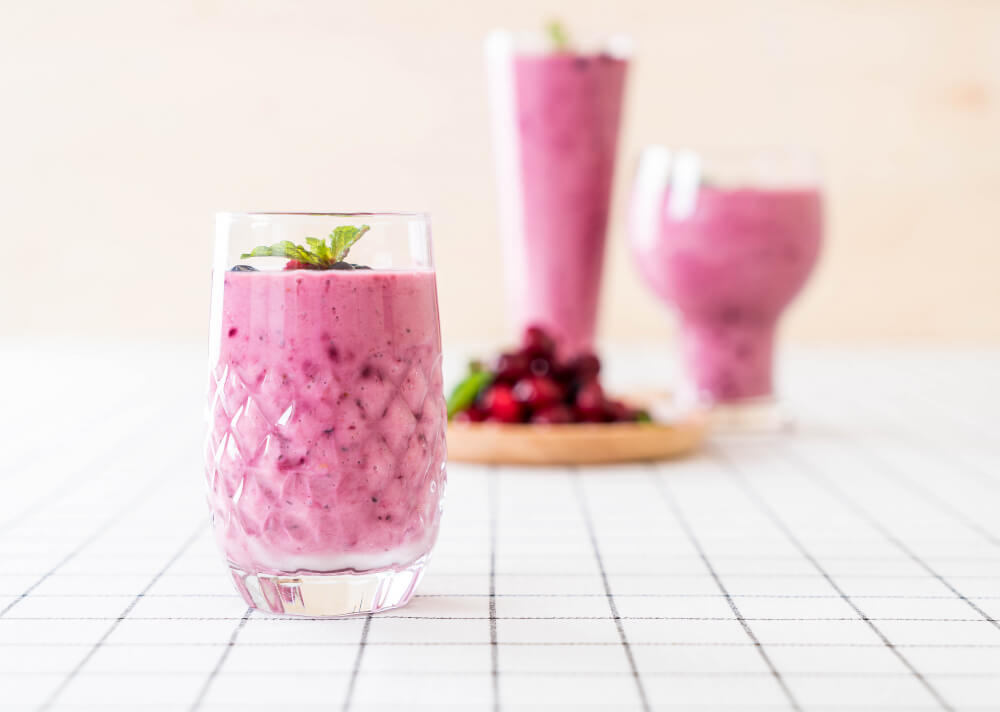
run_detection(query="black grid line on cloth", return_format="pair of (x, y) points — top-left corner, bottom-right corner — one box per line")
(21, 570), (1000, 580)
(36, 522), (208, 710)
(709, 446), (956, 712)
(0, 395), (189, 534)
(885, 423), (1000, 493)
(21, 708), (1000, 712)
(8, 641), (1000, 648)
(342, 613), (373, 711)
(7, 615), (1000, 623)
(430, 593), (1000, 598)
(651, 472), (803, 712)
(838, 431), (1000, 550)
(488, 467), (500, 712)
(803, 368), (1000, 493)
(571, 473), (651, 712)
(0, 386), (162, 485)
(6, 552), (1000, 566)
(789, 369), (1000, 541)
(784, 446), (1000, 631)
(371, 572), (1000, 580)
(838, 357), (1000, 474)
(0, 475), (169, 619)
(10, 669), (1000, 679)
(189, 606), (253, 710)
(10, 570), (1000, 581)
(380, 569), (1000, 581)
(16, 552), (1000, 562)
(7, 592), (1000, 600)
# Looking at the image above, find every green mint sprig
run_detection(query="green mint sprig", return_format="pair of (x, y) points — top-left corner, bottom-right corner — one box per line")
(240, 224), (370, 269)
(447, 363), (493, 420)
(547, 20), (571, 51)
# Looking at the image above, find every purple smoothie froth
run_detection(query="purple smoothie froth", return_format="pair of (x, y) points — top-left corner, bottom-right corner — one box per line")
(205, 269), (446, 573)
(635, 187), (822, 402)
(503, 52), (628, 356)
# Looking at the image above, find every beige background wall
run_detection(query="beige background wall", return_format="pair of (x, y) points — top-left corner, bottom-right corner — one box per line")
(1, 0), (998, 346)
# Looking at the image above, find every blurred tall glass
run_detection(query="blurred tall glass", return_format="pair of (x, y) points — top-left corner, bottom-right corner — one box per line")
(629, 148), (823, 428)
(485, 29), (631, 356)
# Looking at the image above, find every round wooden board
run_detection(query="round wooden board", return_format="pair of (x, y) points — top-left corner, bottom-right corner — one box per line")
(447, 412), (707, 465)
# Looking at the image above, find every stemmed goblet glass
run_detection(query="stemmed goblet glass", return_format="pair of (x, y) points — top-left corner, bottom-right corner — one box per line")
(629, 148), (823, 429)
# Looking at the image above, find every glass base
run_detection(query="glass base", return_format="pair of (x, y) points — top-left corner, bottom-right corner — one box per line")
(702, 396), (794, 434)
(228, 556), (427, 618)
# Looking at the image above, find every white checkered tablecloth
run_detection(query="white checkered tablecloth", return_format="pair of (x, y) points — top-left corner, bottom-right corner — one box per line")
(1, 343), (998, 711)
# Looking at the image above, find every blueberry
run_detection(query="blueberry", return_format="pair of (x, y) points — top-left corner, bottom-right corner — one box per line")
(331, 262), (355, 270)
(230, 264), (258, 272)
(350, 263), (372, 270)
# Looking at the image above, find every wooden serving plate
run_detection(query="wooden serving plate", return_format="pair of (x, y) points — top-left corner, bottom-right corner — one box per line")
(447, 399), (706, 465)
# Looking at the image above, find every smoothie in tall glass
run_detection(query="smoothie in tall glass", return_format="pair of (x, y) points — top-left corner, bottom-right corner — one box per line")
(486, 26), (630, 355)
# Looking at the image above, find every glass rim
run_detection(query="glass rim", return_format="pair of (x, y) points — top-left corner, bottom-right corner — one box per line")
(638, 144), (820, 160)
(486, 27), (634, 58)
(217, 211), (430, 220)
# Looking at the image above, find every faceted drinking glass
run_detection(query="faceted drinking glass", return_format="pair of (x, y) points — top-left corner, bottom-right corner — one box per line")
(629, 148), (823, 429)
(206, 212), (447, 616)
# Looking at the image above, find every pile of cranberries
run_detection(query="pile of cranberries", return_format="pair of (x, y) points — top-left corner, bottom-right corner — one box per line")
(450, 326), (649, 425)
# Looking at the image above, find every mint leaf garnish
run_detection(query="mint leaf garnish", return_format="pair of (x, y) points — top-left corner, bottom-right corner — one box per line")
(328, 225), (369, 262)
(240, 224), (370, 269)
(547, 20), (571, 51)
(447, 366), (493, 420)
(241, 240), (320, 266)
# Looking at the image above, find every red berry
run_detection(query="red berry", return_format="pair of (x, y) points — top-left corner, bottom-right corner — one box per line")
(574, 382), (605, 422)
(512, 376), (563, 410)
(549, 359), (575, 385)
(495, 352), (529, 383)
(480, 384), (523, 423)
(602, 399), (632, 423)
(285, 260), (318, 270)
(453, 407), (487, 423)
(531, 404), (573, 424)
(567, 353), (601, 382)
(521, 325), (556, 358)
(528, 357), (553, 377)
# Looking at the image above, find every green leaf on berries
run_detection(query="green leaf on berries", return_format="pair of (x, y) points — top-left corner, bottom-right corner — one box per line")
(241, 240), (318, 265)
(240, 224), (370, 269)
(328, 225), (369, 262)
(447, 367), (493, 420)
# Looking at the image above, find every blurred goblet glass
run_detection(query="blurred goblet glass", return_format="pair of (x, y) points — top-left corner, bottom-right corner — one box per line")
(628, 147), (823, 430)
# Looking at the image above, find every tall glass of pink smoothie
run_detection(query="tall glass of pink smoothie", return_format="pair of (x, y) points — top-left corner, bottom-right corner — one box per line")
(486, 26), (631, 355)
(207, 212), (446, 616)
(629, 148), (823, 426)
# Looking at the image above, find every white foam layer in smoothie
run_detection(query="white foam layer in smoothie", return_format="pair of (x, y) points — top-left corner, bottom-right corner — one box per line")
(240, 534), (434, 575)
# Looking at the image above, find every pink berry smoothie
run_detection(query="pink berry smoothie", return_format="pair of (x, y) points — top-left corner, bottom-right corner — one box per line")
(634, 187), (822, 403)
(205, 268), (447, 575)
(491, 48), (628, 355)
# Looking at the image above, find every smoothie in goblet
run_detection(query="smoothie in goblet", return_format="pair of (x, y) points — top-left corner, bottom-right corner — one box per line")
(629, 148), (822, 423)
